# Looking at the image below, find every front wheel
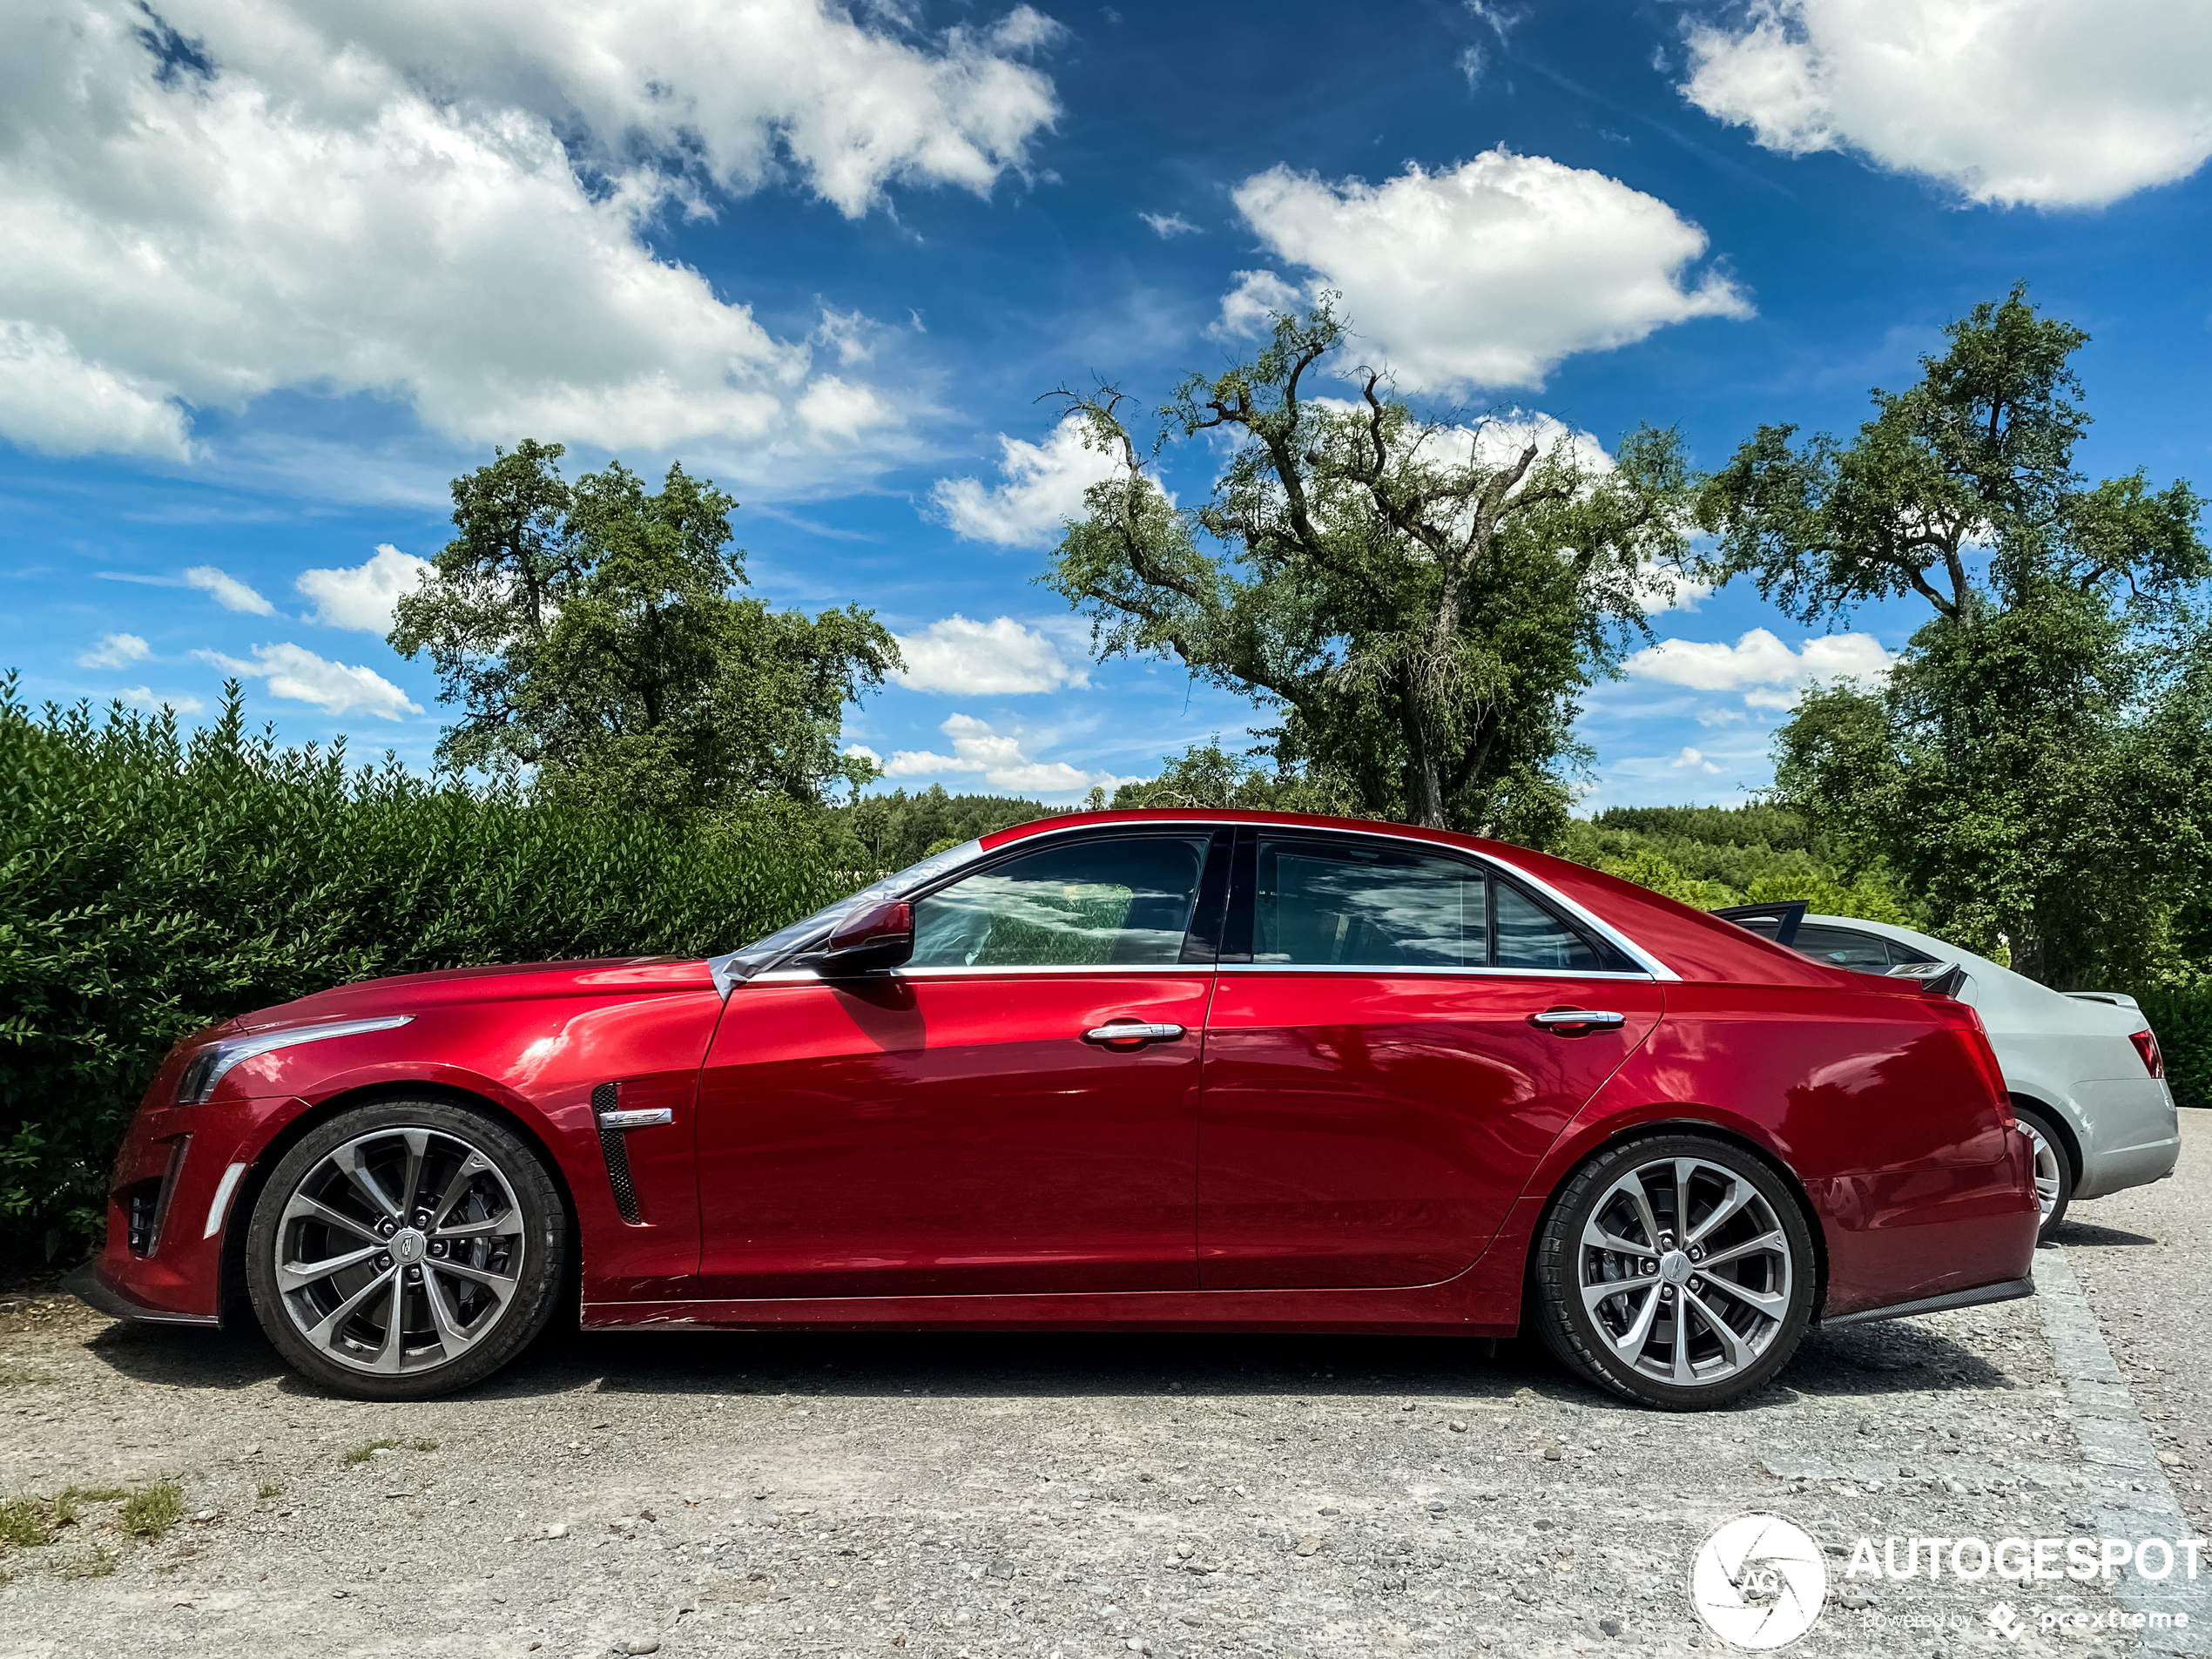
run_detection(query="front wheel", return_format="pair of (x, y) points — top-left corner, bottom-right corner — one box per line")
(245, 1098), (567, 1400)
(1530, 1133), (1815, 1411)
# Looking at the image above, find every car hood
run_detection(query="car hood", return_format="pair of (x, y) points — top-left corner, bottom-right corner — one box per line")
(233, 957), (716, 1031)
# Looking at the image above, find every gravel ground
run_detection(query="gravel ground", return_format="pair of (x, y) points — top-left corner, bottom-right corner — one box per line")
(2, 1117), (2203, 1659)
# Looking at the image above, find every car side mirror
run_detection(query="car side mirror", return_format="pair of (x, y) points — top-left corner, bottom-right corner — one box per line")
(820, 899), (914, 974)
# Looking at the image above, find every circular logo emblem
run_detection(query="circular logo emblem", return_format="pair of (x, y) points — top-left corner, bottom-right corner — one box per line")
(390, 1228), (427, 1266)
(1689, 1514), (1826, 1650)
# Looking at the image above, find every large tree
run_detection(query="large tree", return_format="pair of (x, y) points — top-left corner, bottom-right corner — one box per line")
(391, 441), (899, 813)
(1043, 300), (1696, 838)
(1699, 287), (2212, 986)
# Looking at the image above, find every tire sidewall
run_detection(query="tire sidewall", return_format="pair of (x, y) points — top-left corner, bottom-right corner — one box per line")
(1535, 1132), (1817, 1411)
(245, 1096), (567, 1400)
(2010, 1104), (2074, 1242)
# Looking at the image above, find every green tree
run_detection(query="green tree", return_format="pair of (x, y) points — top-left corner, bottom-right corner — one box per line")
(391, 441), (899, 812)
(1042, 300), (1697, 840)
(1699, 287), (2212, 986)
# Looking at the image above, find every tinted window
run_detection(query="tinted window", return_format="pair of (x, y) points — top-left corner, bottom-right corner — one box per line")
(1494, 880), (1607, 972)
(909, 837), (1211, 968)
(1256, 841), (1488, 968)
(1788, 924), (1897, 973)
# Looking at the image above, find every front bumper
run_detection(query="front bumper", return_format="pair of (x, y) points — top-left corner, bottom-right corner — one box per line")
(62, 1261), (220, 1328)
(92, 1093), (306, 1326)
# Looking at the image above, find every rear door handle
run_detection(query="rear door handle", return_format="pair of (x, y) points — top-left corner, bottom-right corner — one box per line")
(1083, 1022), (1187, 1046)
(1528, 1008), (1627, 1031)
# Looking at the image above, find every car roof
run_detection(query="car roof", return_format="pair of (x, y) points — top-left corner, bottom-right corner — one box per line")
(980, 810), (1867, 988)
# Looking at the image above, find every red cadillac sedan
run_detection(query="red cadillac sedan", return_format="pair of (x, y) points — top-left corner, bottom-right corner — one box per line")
(82, 810), (2038, 1410)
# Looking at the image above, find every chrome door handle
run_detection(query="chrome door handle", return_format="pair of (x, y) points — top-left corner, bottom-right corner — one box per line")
(1528, 1008), (1627, 1030)
(1082, 1022), (1187, 1045)
(596, 1108), (673, 1129)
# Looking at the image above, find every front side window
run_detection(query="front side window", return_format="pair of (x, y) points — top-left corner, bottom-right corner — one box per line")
(909, 836), (1211, 968)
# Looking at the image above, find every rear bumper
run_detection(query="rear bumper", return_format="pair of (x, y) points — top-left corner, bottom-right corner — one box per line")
(2073, 1076), (2181, 1200)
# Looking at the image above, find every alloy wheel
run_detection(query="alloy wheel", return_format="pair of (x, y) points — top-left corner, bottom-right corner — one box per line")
(1576, 1154), (1794, 1388)
(2018, 1120), (2063, 1221)
(272, 1125), (526, 1377)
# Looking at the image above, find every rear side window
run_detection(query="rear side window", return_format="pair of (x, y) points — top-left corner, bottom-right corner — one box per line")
(909, 835), (1211, 968)
(1253, 837), (1623, 973)
(1258, 842), (1487, 968)
(1790, 924), (1935, 973)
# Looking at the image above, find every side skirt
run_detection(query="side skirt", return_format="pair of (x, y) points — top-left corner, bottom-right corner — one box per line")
(1821, 1276), (2033, 1329)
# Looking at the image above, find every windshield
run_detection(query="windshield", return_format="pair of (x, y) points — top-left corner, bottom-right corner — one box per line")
(706, 838), (988, 988)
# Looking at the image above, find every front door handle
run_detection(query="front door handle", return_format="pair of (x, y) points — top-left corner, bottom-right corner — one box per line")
(1083, 1022), (1187, 1046)
(1528, 1008), (1627, 1032)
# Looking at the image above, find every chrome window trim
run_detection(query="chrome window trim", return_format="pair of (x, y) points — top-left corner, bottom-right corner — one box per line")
(720, 817), (1679, 984)
(741, 961), (1656, 986)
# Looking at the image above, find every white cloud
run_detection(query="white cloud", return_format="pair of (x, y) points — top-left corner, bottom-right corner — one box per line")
(0, 2), (1060, 462)
(196, 641), (421, 720)
(1682, 0), (2212, 209)
(1140, 211), (1201, 237)
(1625, 626), (1894, 709)
(118, 685), (206, 715)
(894, 615), (1088, 695)
(1214, 152), (1751, 391)
(1669, 745), (1723, 776)
(931, 415), (1123, 547)
(296, 544), (433, 632)
(183, 564), (275, 615)
(77, 631), (151, 668)
(843, 743), (883, 766)
(881, 712), (1132, 798)
(0, 321), (191, 461)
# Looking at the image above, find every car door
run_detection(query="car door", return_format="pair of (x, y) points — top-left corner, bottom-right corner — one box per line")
(692, 828), (1228, 1298)
(1197, 831), (1666, 1290)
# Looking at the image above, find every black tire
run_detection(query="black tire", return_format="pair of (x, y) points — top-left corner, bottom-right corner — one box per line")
(1530, 1132), (1816, 1412)
(245, 1097), (567, 1400)
(2011, 1103), (2074, 1243)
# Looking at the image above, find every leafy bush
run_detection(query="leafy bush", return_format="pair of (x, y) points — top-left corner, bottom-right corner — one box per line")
(0, 678), (853, 1268)
(2134, 986), (2212, 1113)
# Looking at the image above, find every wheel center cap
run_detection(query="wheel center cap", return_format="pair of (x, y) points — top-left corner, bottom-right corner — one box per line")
(390, 1227), (427, 1266)
(1659, 1249), (1691, 1285)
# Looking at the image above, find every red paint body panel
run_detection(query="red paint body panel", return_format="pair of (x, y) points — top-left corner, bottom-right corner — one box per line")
(92, 811), (2038, 1354)
(696, 973), (1212, 1296)
(1197, 974), (1662, 1287)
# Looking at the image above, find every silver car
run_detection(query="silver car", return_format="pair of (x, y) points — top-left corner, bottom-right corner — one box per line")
(1717, 906), (2180, 1240)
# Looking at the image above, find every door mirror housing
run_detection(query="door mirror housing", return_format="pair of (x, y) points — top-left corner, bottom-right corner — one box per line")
(820, 899), (914, 973)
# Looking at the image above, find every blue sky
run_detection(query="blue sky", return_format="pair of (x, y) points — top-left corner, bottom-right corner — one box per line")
(6, 0), (2209, 809)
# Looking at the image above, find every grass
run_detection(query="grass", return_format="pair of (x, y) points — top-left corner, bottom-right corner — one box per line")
(414, 1438), (440, 1452)
(118, 1480), (184, 1541)
(256, 1480), (284, 1501)
(0, 1485), (134, 1550)
(54, 1548), (118, 1580)
(0, 1363), (36, 1388)
(342, 1438), (397, 1467)
(0, 1498), (50, 1548)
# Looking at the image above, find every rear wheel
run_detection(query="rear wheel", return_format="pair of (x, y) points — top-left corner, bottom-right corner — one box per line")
(1531, 1134), (1815, 1411)
(245, 1098), (566, 1400)
(2010, 1104), (2074, 1242)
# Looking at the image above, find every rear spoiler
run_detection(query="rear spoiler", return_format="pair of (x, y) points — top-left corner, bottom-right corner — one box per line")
(1710, 900), (1808, 947)
(1882, 960), (1969, 999)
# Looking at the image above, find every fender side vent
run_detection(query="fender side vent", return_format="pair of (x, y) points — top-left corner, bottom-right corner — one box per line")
(591, 1082), (643, 1224)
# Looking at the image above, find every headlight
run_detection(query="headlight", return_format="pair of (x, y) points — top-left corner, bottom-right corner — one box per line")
(174, 1015), (414, 1104)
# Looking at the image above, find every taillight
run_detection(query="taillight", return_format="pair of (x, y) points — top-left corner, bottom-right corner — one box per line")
(1925, 998), (2011, 1109)
(2129, 1027), (2165, 1079)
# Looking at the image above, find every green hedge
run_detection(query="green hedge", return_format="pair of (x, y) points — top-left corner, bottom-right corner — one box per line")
(2134, 986), (2212, 1114)
(0, 680), (853, 1268)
